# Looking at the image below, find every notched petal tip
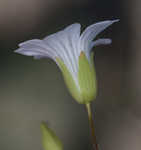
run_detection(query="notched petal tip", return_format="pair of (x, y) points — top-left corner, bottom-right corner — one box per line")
(18, 39), (42, 47)
(96, 38), (112, 45)
(14, 49), (20, 53)
(14, 39), (54, 59)
(106, 19), (120, 25)
(14, 48), (27, 55)
(64, 23), (81, 31)
(80, 19), (119, 52)
(14, 48), (34, 56)
(89, 38), (112, 50)
(108, 19), (120, 26)
(106, 38), (112, 44)
(101, 38), (112, 45)
(111, 19), (120, 23)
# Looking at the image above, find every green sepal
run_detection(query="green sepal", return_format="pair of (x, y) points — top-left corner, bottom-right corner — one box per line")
(56, 51), (97, 104)
(40, 122), (63, 150)
(78, 52), (97, 103)
(56, 58), (83, 103)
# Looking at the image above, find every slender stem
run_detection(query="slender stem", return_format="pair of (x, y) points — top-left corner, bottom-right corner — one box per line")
(86, 103), (99, 150)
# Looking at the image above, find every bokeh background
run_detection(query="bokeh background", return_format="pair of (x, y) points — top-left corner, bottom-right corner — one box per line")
(0, 0), (141, 150)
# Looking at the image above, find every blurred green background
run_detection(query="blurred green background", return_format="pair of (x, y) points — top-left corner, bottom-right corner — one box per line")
(0, 0), (141, 150)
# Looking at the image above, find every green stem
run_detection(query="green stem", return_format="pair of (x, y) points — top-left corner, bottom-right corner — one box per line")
(86, 103), (99, 150)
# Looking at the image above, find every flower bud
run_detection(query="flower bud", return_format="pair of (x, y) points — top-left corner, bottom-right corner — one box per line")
(40, 122), (63, 150)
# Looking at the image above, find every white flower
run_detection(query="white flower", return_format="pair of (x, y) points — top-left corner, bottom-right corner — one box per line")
(15, 20), (119, 104)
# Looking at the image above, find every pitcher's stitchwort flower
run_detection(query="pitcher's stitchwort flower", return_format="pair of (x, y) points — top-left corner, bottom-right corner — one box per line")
(15, 20), (119, 104)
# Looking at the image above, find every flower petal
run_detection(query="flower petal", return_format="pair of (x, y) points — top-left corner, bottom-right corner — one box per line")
(15, 39), (56, 59)
(43, 23), (81, 60)
(80, 19), (119, 53)
(89, 38), (112, 50)
(43, 23), (81, 82)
